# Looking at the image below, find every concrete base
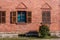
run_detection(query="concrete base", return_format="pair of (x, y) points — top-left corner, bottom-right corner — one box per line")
(0, 33), (18, 38)
(51, 32), (60, 37)
(0, 32), (60, 38)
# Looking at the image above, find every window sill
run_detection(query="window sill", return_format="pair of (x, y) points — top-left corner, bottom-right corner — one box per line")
(16, 22), (27, 25)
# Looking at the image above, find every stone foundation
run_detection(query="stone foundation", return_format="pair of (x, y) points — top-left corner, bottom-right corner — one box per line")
(0, 33), (18, 38)
(0, 32), (60, 38)
(51, 32), (60, 37)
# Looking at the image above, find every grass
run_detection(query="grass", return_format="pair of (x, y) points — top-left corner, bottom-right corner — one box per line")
(0, 37), (47, 40)
(0, 37), (27, 40)
(0, 36), (59, 40)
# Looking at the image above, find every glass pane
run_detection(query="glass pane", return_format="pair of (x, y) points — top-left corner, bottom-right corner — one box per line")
(10, 17), (12, 23)
(21, 11), (26, 22)
(17, 11), (21, 22)
(18, 17), (21, 22)
(46, 11), (50, 16)
(2, 11), (5, 16)
(2, 17), (5, 23)
(0, 11), (1, 16)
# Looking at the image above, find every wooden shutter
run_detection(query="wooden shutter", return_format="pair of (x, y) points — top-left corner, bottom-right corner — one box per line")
(0, 11), (1, 23)
(10, 11), (16, 24)
(0, 11), (6, 23)
(2, 11), (6, 23)
(27, 11), (32, 23)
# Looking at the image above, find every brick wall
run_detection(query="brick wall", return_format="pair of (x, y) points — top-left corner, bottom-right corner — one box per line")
(0, 0), (59, 34)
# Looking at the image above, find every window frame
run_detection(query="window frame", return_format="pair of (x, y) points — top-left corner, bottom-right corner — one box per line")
(17, 11), (27, 23)
(42, 10), (51, 24)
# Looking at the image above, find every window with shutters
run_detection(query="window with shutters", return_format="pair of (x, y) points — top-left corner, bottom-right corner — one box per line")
(0, 11), (6, 23)
(10, 11), (32, 24)
(42, 11), (51, 24)
(17, 11), (32, 23)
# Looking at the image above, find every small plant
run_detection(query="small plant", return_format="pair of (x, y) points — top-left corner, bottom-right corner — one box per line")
(39, 24), (50, 38)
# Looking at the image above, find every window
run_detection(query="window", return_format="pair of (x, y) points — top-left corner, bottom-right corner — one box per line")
(0, 11), (6, 23)
(10, 11), (32, 24)
(42, 11), (51, 24)
(17, 11), (26, 23)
